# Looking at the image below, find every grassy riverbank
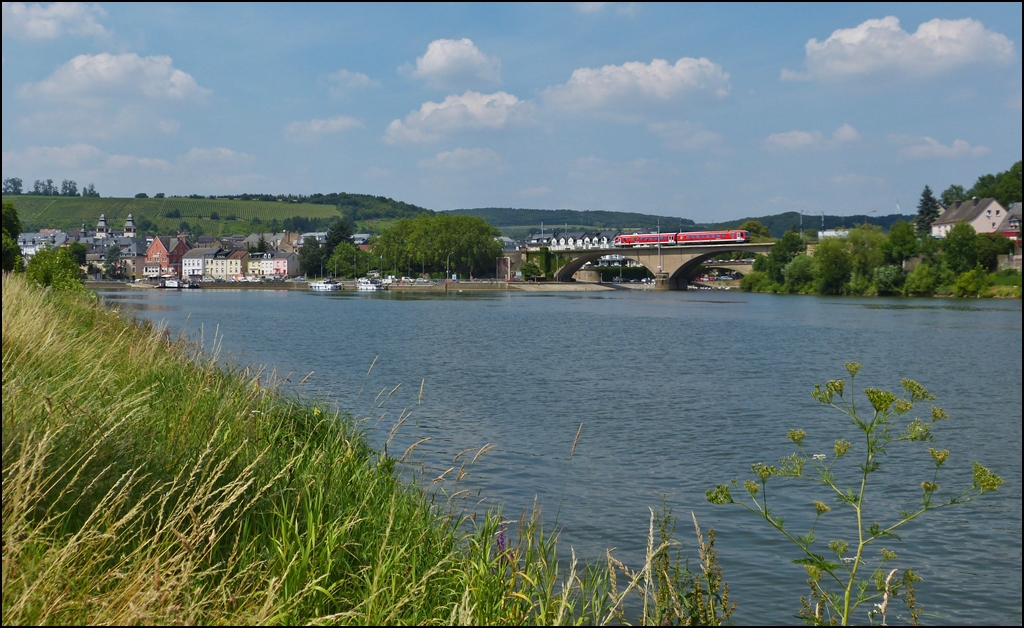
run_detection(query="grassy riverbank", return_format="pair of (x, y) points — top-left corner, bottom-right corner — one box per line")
(2, 273), (726, 625)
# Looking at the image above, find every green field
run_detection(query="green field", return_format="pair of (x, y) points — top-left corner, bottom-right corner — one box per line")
(4, 195), (342, 235)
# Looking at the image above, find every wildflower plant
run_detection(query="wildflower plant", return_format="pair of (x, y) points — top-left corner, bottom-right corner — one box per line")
(706, 363), (1004, 626)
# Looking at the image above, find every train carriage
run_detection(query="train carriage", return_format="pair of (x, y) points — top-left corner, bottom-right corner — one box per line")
(613, 230), (749, 247)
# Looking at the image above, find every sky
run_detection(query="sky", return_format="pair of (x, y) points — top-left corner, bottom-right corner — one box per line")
(2, 2), (1021, 223)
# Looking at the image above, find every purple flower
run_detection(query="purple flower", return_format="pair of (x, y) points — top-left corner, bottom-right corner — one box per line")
(496, 526), (506, 553)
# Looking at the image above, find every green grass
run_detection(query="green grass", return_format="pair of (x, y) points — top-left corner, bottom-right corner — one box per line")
(2, 273), (730, 625)
(3, 195), (340, 235)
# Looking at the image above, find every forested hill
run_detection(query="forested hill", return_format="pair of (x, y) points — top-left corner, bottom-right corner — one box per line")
(702, 211), (908, 237)
(298, 192), (431, 223)
(444, 207), (908, 237)
(444, 207), (696, 233)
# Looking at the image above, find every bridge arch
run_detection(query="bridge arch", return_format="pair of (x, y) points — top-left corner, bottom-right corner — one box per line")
(543, 242), (772, 289)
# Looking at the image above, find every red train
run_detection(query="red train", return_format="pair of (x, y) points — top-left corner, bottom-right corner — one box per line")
(613, 229), (750, 247)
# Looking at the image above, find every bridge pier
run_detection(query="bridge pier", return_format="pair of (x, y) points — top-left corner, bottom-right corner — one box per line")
(654, 272), (670, 291)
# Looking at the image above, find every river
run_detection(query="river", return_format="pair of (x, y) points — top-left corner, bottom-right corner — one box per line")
(97, 287), (1022, 625)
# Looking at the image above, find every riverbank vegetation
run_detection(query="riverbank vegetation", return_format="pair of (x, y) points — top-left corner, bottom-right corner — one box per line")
(707, 363), (1004, 626)
(3, 272), (736, 625)
(741, 221), (1020, 298)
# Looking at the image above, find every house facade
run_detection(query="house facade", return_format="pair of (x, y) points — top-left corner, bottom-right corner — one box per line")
(931, 198), (1007, 238)
(182, 247), (221, 279)
(272, 250), (299, 276)
(144, 236), (192, 277)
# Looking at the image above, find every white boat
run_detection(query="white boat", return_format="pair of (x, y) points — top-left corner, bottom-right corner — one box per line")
(309, 278), (341, 291)
(355, 277), (382, 291)
(163, 278), (181, 289)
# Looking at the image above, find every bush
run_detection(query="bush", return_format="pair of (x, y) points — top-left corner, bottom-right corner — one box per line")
(24, 247), (85, 292)
(782, 255), (816, 293)
(739, 270), (771, 292)
(953, 267), (993, 297)
(903, 263), (936, 296)
(814, 238), (852, 295)
(873, 265), (905, 295)
(135, 192), (149, 199)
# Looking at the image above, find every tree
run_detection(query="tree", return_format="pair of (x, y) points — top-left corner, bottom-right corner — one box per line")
(882, 220), (919, 266)
(67, 241), (88, 266)
(814, 237), (852, 295)
(915, 186), (942, 235)
(179, 221), (192, 234)
(104, 243), (123, 279)
(2, 233), (21, 272)
(60, 179), (78, 196)
(941, 184), (967, 207)
(209, 211), (220, 220)
(3, 200), (23, 240)
(756, 230), (804, 284)
(847, 225), (886, 279)
(943, 222), (978, 274)
(520, 262), (543, 281)
(154, 192), (165, 198)
(82, 183), (99, 197)
(323, 219), (354, 258)
(325, 241), (362, 278)
(2, 177), (23, 195)
(976, 233), (1012, 272)
(256, 234), (270, 253)
(135, 192), (149, 199)
(739, 220), (773, 240)
(25, 246), (85, 291)
(903, 263), (937, 296)
(298, 238), (325, 277)
(781, 254), (816, 293)
(967, 161), (1022, 207)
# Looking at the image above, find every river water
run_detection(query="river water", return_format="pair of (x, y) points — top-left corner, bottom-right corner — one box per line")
(98, 287), (1022, 625)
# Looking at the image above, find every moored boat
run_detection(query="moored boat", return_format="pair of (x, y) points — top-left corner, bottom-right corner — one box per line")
(309, 278), (341, 291)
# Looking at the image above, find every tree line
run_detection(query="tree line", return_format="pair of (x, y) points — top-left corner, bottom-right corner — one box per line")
(3, 177), (99, 197)
(298, 213), (502, 279)
(742, 218), (1017, 298)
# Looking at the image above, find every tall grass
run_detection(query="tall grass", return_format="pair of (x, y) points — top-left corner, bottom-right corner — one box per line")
(2, 273), (728, 624)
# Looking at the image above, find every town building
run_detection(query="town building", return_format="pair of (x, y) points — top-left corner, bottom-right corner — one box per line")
(143, 235), (192, 278)
(182, 247), (222, 279)
(931, 198), (1007, 238)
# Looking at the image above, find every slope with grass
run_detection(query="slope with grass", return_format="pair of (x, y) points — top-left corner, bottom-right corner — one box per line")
(1, 273), (728, 625)
(4, 195), (341, 236)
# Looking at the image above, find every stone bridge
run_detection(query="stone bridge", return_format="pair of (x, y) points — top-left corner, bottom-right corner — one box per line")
(549, 242), (772, 290)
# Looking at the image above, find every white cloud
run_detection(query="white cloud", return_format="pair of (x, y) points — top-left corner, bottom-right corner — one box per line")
(17, 53), (209, 139)
(284, 116), (363, 143)
(2, 143), (262, 195)
(647, 121), (722, 151)
(574, 2), (611, 13)
(403, 38), (501, 89)
(20, 53), (208, 101)
(544, 57), (730, 112)
(889, 135), (989, 159)
(783, 16), (1015, 81)
(322, 69), (378, 98)
(832, 123), (858, 141)
(764, 130), (823, 150)
(384, 90), (533, 144)
(417, 148), (506, 172)
(2, 2), (107, 39)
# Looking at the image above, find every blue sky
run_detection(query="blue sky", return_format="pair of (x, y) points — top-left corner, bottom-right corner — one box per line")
(2, 2), (1021, 223)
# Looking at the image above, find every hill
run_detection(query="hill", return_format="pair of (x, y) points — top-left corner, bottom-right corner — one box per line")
(444, 207), (909, 237)
(3, 193), (432, 236)
(444, 207), (695, 239)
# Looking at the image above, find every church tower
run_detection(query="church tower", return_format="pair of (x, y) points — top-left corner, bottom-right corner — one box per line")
(96, 214), (109, 239)
(124, 213), (137, 239)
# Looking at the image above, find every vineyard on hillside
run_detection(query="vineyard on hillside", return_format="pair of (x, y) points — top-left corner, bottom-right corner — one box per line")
(6, 196), (340, 229)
